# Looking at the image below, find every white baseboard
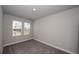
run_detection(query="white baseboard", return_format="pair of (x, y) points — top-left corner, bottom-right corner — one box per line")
(34, 39), (76, 54)
(3, 38), (32, 47)
(3, 38), (76, 54)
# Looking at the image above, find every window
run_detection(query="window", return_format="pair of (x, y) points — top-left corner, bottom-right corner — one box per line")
(12, 21), (31, 36)
(24, 22), (31, 35)
(12, 21), (22, 36)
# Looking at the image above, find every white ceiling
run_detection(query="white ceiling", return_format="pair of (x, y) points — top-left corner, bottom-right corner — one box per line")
(2, 5), (78, 20)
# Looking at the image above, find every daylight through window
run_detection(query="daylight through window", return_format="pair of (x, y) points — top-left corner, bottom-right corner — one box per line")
(12, 21), (22, 36)
(24, 22), (30, 35)
(12, 21), (31, 36)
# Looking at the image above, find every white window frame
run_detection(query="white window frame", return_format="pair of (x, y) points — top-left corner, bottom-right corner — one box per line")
(12, 20), (31, 36)
(24, 22), (31, 35)
(12, 20), (22, 36)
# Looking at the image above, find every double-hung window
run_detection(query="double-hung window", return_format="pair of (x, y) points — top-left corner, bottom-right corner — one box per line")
(24, 22), (31, 35)
(12, 20), (31, 36)
(12, 21), (22, 36)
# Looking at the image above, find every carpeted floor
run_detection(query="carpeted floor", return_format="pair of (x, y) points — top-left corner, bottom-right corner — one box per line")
(3, 39), (68, 54)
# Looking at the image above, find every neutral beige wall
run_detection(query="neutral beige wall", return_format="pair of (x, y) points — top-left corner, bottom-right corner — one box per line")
(33, 7), (79, 53)
(3, 14), (33, 46)
(0, 6), (3, 53)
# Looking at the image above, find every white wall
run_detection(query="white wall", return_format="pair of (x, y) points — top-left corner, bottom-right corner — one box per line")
(33, 7), (79, 53)
(0, 6), (3, 53)
(3, 14), (33, 46)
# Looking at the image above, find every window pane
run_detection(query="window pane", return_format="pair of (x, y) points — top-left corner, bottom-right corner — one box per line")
(24, 22), (30, 35)
(12, 21), (22, 36)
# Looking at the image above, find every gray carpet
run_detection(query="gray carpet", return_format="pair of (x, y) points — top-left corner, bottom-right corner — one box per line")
(3, 39), (68, 54)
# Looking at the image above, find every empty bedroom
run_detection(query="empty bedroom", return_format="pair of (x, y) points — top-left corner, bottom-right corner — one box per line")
(0, 5), (79, 54)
